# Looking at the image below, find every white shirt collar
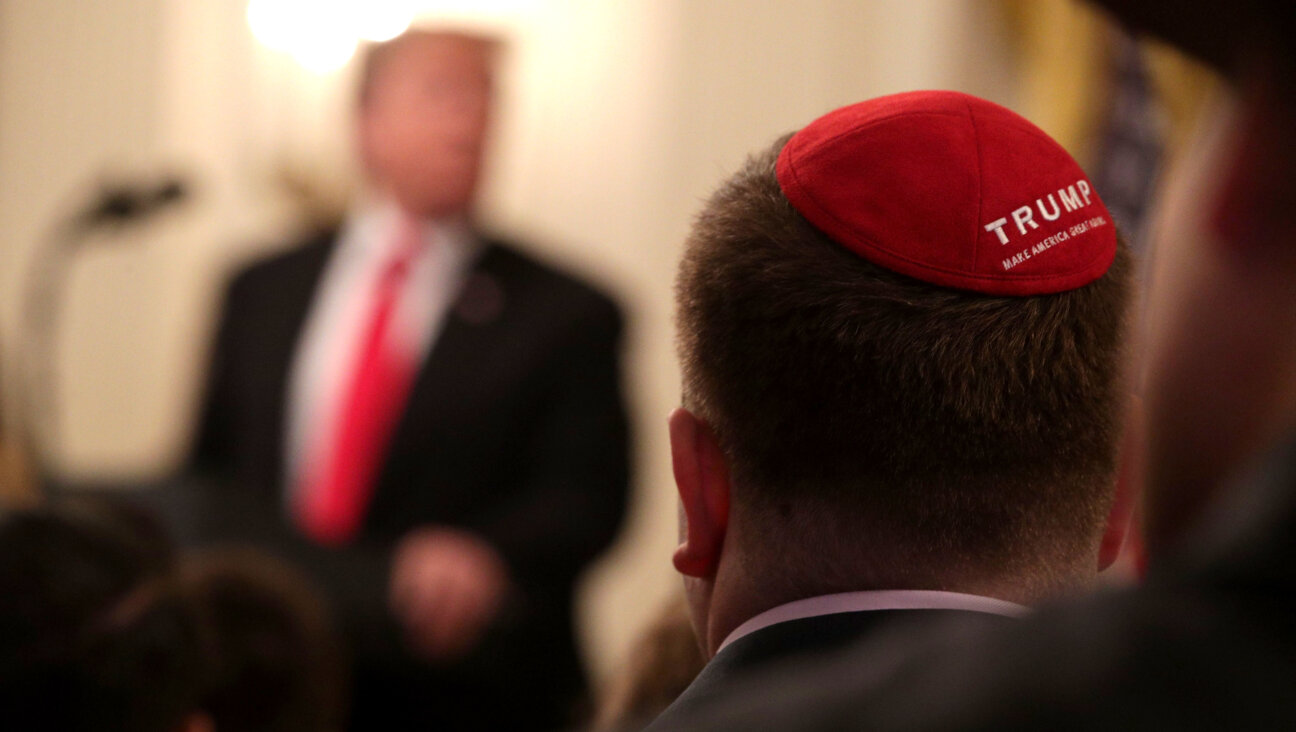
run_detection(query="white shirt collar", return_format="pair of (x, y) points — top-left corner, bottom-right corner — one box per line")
(282, 198), (481, 493)
(717, 589), (1029, 654)
(339, 199), (477, 261)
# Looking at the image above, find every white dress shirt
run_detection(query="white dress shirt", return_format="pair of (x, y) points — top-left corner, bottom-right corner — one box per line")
(283, 201), (480, 502)
(717, 589), (1029, 654)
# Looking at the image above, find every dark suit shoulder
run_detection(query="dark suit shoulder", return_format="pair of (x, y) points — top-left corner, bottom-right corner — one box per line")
(647, 609), (1017, 731)
(476, 239), (623, 334)
(192, 232), (335, 483)
(223, 231), (335, 302)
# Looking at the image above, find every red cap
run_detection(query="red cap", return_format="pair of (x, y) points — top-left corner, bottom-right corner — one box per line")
(776, 91), (1117, 296)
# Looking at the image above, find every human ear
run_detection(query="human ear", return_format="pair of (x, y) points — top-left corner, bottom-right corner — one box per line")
(669, 408), (731, 578)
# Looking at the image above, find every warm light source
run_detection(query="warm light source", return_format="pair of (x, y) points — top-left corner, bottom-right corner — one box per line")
(246, 0), (417, 72)
(354, 1), (418, 42)
(247, 1), (540, 72)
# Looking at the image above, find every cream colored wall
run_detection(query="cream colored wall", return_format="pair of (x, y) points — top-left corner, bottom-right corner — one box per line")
(1, 0), (163, 471)
(0, 0), (1015, 684)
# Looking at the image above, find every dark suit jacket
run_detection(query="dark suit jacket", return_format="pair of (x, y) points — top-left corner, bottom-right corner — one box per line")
(645, 608), (1017, 731)
(657, 432), (1296, 732)
(190, 231), (630, 729)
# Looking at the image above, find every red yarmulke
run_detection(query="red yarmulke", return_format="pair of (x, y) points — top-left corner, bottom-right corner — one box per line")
(776, 91), (1117, 296)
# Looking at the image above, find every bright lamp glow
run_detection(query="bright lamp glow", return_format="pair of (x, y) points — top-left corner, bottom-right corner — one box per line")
(354, 1), (417, 42)
(247, 0), (416, 72)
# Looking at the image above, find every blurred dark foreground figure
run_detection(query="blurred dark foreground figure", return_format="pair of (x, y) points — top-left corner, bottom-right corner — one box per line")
(652, 1), (1296, 729)
(646, 89), (1139, 729)
(593, 597), (706, 730)
(183, 547), (345, 732)
(0, 499), (343, 732)
(0, 499), (203, 732)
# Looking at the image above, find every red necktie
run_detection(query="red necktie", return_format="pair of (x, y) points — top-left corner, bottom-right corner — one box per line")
(297, 224), (423, 545)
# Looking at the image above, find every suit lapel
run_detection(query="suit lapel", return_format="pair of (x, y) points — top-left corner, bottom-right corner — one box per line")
(373, 242), (513, 494)
(257, 236), (337, 483)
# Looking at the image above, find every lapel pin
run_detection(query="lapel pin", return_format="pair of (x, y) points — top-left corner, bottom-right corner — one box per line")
(454, 272), (505, 325)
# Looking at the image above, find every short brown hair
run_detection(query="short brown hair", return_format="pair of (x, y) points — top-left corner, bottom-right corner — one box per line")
(676, 138), (1133, 590)
(184, 548), (343, 732)
(0, 503), (205, 732)
(355, 29), (501, 110)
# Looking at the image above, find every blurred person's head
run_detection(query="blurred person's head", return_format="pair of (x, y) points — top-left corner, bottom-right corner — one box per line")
(670, 91), (1136, 655)
(0, 501), (207, 732)
(355, 29), (499, 220)
(0, 412), (36, 508)
(1088, 0), (1295, 80)
(185, 548), (343, 732)
(594, 596), (706, 730)
(1089, 0), (1296, 553)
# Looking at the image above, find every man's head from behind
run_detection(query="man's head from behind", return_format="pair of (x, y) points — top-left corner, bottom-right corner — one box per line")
(671, 91), (1134, 654)
(356, 29), (499, 219)
(0, 500), (205, 732)
(185, 548), (343, 732)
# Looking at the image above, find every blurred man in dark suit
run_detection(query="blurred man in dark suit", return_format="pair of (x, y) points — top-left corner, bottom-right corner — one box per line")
(191, 29), (629, 730)
(646, 90), (1137, 728)
(655, 2), (1296, 730)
